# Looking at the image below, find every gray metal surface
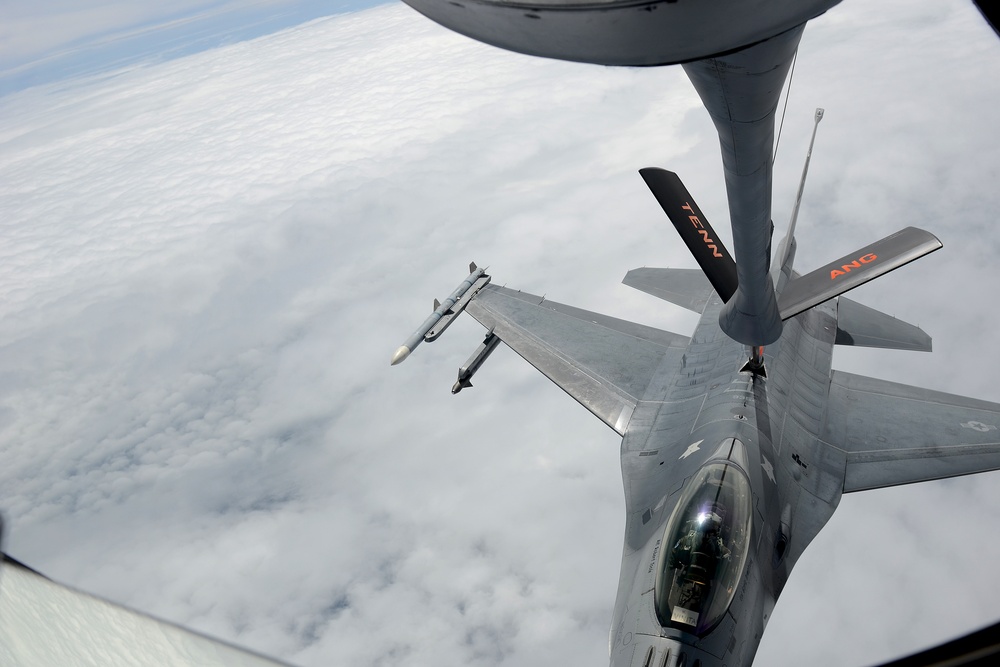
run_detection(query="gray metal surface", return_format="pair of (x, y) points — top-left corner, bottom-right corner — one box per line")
(0, 557), (291, 667)
(682, 26), (804, 346)
(824, 371), (1000, 492)
(621, 268), (713, 314)
(776, 226), (942, 320)
(400, 0), (841, 66)
(834, 296), (932, 352)
(465, 284), (689, 434)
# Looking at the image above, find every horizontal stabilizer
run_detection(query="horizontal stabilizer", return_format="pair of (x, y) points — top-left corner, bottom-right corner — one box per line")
(823, 371), (1000, 492)
(639, 168), (738, 303)
(465, 285), (688, 435)
(835, 296), (932, 352)
(622, 268), (714, 314)
(777, 226), (942, 320)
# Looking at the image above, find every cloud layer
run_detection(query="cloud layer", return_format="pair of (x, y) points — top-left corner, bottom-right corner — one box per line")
(1, 2), (999, 666)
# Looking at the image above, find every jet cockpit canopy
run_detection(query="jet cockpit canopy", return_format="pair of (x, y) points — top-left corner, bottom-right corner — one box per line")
(654, 459), (753, 636)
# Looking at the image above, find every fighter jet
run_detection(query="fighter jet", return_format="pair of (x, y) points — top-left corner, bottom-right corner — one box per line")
(390, 1), (1000, 665)
(391, 113), (1000, 667)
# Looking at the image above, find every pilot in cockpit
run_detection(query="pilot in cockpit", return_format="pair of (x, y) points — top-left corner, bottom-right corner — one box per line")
(670, 509), (732, 576)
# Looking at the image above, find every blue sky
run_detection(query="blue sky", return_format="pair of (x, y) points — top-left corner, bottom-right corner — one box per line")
(1, 2), (999, 667)
(0, 0), (388, 95)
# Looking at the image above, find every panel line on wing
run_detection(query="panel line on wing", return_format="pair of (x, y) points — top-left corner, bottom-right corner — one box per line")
(465, 284), (689, 435)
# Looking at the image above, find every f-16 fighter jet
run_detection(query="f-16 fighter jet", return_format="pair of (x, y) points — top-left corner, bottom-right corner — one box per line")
(392, 2), (1000, 665)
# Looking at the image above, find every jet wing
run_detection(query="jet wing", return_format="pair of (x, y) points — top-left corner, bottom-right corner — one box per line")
(0, 554), (290, 667)
(822, 371), (1000, 492)
(465, 285), (688, 435)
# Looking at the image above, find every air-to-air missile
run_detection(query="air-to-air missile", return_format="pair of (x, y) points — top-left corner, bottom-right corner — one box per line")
(390, 263), (491, 366)
(451, 331), (501, 394)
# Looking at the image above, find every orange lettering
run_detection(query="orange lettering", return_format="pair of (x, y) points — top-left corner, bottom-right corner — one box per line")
(679, 203), (725, 258)
(681, 203), (704, 228)
(695, 230), (724, 258)
(832, 254), (879, 279)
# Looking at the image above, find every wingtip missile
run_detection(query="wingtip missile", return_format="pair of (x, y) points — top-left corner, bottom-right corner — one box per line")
(391, 264), (491, 366)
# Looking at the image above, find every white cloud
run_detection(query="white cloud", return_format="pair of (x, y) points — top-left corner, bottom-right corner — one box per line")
(0, 2), (998, 666)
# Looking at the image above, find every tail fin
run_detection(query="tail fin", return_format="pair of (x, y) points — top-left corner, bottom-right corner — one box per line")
(777, 226), (942, 320)
(639, 168), (738, 302)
